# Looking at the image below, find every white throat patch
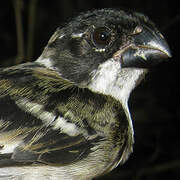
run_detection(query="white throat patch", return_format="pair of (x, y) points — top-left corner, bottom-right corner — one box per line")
(88, 59), (121, 95)
(88, 58), (147, 105)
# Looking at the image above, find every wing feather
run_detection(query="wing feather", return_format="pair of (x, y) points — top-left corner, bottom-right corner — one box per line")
(0, 64), (101, 166)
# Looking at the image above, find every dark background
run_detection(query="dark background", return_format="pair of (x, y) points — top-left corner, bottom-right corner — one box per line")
(0, 0), (179, 180)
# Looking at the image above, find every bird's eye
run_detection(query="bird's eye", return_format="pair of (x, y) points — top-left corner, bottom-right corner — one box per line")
(91, 27), (112, 48)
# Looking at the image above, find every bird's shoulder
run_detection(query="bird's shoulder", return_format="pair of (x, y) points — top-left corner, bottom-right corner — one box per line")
(0, 62), (130, 167)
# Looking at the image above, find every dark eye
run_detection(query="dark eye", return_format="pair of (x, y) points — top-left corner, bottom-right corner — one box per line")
(91, 27), (112, 49)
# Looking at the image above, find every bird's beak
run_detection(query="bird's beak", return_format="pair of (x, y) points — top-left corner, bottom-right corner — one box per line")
(114, 26), (172, 68)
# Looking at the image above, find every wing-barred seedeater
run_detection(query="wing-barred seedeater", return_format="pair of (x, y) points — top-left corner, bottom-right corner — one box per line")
(0, 8), (171, 180)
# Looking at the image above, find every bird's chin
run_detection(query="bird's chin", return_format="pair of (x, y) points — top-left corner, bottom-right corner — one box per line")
(113, 67), (148, 103)
(120, 67), (148, 87)
(87, 58), (148, 105)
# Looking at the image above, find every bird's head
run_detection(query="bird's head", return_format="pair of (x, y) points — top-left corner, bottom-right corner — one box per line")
(36, 8), (171, 103)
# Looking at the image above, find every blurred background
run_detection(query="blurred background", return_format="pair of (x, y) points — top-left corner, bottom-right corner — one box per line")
(0, 0), (179, 179)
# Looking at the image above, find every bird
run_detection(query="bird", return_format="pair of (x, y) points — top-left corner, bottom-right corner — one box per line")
(0, 8), (171, 180)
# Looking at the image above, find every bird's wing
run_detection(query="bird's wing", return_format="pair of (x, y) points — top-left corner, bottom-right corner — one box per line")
(0, 63), (100, 166)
